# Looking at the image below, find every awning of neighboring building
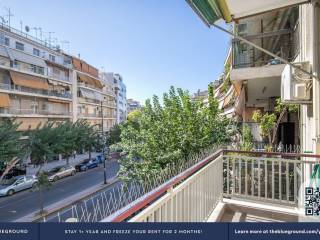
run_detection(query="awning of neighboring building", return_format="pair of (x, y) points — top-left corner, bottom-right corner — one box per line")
(80, 88), (104, 102)
(223, 87), (235, 108)
(48, 79), (70, 87)
(10, 71), (49, 90)
(17, 118), (48, 131)
(78, 72), (103, 89)
(186, 0), (306, 24)
(235, 86), (245, 116)
(0, 93), (10, 108)
(8, 48), (47, 68)
(48, 98), (70, 104)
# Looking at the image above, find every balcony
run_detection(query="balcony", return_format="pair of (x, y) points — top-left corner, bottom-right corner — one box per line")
(0, 107), (71, 117)
(78, 112), (115, 119)
(43, 147), (317, 223)
(78, 97), (116, 108)
(0, 83), (72, 100)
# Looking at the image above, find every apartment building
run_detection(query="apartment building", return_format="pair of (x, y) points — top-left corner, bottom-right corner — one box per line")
(102, 72), (127, 124)
(70, 56), (117, 132)
(0, 24), (73, 131)
(127, 98), (141, 113)
(0, 23), (117, 132)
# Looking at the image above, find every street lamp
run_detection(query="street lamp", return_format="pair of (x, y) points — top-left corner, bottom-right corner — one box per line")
(101, 101), (107, 184)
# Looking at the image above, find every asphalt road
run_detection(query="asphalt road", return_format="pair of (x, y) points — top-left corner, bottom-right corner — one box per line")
(0, 160), (119, 222)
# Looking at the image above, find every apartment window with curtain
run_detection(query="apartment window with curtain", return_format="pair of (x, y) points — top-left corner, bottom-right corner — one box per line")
(33, 48), (40, 56)
(15, 42), (24, 51)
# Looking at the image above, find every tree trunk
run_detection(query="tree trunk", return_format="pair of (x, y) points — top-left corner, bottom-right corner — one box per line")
(89, 151), (91, 161)
(66, 156), (69, 165)
(39, 186), (44, 215)
(271, 108), (287, 145)
(0, 158), (19, 182)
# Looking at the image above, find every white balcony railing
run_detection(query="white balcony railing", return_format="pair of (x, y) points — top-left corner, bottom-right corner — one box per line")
(38, 148), (316, 223)
(0, 107), (71, 116)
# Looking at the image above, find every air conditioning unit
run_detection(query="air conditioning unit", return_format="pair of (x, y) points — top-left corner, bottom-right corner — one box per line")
(281, 61), (312, 103)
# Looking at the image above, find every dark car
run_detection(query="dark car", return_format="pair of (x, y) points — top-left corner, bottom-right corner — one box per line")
(75, 158), (99, 172)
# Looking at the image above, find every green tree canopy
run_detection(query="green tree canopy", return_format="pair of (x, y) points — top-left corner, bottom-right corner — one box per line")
(118, 86), (230, 182)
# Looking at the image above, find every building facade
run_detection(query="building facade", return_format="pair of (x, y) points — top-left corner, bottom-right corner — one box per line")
(127, 98), (141, 113)
(0, 23), (117, 132)
(102, 72), (127, 124)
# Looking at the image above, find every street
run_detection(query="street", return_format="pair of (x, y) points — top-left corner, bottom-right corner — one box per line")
(0, 161), (119, 222)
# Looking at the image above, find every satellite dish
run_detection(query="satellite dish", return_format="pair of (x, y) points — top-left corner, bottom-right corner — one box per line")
(25, 26), (30, 32)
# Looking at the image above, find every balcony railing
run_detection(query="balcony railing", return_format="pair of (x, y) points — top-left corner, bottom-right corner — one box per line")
(232, 24), (300, 69)
(79, 97), (116, 108)
(38, 148), (316, 223)
(78, 113), (115, 118)
(0, 83), (72, 99)
(0, 107), (71, 116)
(10, 64), (70, 83)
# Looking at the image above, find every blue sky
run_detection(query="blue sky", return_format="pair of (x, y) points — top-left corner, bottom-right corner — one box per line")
(0, 0), (230, 104)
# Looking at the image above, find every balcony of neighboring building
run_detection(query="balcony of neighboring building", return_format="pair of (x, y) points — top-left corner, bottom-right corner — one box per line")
(0, 94), (71, 118)
(0, 44), (71, 84)
(230, 6), (299, 82)
(0, 69), (72, 101)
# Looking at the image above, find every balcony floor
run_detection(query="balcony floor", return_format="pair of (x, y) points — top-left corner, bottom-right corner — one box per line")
(220, 204), (298, 222)
(208, 198), (299, 222)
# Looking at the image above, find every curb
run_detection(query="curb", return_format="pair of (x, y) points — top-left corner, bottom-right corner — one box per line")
(15, 177), (120, 222)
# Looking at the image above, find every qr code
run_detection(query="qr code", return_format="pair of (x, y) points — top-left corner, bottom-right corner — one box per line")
(305, 187), (320, 215)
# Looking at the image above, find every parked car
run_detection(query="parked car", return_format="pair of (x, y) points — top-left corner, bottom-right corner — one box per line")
(45, 165), (76, 182)
(0, 175), (38, 196)
(75, 159), (99, 172)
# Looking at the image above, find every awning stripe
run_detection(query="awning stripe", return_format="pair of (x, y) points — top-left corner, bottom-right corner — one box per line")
(0, 93), (10, 108)
(10, 71), (49, 90)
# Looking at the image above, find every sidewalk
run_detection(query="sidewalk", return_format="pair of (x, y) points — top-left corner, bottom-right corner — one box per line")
(26, 152), (101, 175)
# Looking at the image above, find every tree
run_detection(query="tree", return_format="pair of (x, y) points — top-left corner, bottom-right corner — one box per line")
(240, 124), (253, 151)
(28, 122), (58, 172)
(118, 86), (230, 182)
(252, 98), (299, 147)
(0, 119), (26, 181)
(57, 121), (78, 165)
(106, 124), (121, 146)
(35, 172), (51, 215)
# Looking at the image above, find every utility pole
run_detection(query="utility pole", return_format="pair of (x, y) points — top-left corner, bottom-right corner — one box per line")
(101, 101), (107, 184)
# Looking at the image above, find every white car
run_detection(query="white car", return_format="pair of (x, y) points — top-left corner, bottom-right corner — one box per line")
(0, 175), (38, 196)
(45, 165), (76, 182)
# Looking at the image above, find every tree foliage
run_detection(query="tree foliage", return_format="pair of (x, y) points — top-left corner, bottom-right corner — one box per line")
(0, 119), (25, 169)
(252, 98), (299, 147)
(118, 86), (230, 182)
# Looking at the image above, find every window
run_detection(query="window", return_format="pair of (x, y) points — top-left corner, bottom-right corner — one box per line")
(15, 41), (24, 51)
(33, 48), (40, 56)
(31, 64), (45, 75)
(4, 37), (9, 46)
(49, 54), (55, 62)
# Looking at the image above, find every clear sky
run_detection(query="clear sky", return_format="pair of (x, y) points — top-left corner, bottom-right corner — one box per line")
(0, 0), (230, 104)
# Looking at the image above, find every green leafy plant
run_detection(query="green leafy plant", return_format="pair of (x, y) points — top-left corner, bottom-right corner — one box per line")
(252, 98), (299, 148)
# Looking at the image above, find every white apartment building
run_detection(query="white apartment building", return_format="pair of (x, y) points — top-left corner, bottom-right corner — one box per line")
(103, 72), (127, 124)
(0, 23), (117, 132)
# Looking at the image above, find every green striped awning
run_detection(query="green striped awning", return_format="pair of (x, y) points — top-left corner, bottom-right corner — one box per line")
(187, 0), (232, 25)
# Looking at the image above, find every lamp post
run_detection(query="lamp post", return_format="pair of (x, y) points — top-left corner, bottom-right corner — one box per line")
(101, 101), (107, 184)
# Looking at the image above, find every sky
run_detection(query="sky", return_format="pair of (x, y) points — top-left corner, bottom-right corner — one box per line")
(0, 0), (230, 104)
